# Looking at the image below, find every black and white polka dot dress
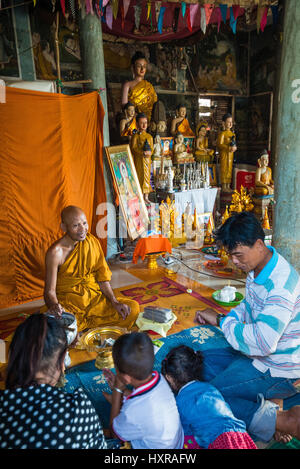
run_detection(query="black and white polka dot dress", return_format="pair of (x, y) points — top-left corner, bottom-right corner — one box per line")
(0, 384), (107, 449)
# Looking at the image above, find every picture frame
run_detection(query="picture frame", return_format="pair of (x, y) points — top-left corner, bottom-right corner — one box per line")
(105, 144), (149, 241)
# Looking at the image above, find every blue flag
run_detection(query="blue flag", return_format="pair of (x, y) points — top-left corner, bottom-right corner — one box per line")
(219, 4), (228, 24)
(230, 6), (237, 34)
(181, 2), (186, 18)
(158, 6), (166, 34)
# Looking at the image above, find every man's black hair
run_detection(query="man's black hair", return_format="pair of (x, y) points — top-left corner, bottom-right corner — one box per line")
(215, 211), (265, 252)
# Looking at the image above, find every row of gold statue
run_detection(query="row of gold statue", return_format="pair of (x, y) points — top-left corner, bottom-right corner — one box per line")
(120, 51), (274, 200)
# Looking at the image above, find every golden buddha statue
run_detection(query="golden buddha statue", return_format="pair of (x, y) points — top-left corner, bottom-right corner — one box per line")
(130, 113), (154, 204)
(254, 151), (274, 196)
(173, 133), (191, 164)
(121, 51), (157, 123)
(217, 113), (237, 193)
(194, 123), (215, 163)
(170, 104), (195, 137)
(119, 102), (137, 142)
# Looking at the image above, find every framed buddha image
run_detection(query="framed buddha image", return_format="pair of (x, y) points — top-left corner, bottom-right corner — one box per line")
(105, 144), (149, 241)
(183, 137), (195, 154)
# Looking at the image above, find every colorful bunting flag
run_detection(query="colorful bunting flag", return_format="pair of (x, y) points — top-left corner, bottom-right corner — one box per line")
(112, 0), (119, 19)
(181, 2), (186, 18)
(232, 5), (240, 20)
(172, 6), (180, 32)
(216, 6), (222, 32)
(186, 5), (192, 32)
(200, 6), (206, 34)
(123, 0), (130, 18)
(106, 3), (113, 28)
(230, 6), (237, 34)
(120, 0), (125, 29)
(147, 1), (151, 20)
(260, 6), (268, 32)
(189, 4), (199, 29)
(204, 4), (214, 25)
(103, 0), (110, 7)
(155, 2), (161, 24)
(158, 6), (166, 34)
(219, 4), (227, 24)
(134, 3), (142, 30)
(271, 4), (279, 25)
(60, 0), (65, 16)
(257, 5), (265, 33)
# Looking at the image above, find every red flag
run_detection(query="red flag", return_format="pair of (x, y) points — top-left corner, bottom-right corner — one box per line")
(186, 5), (193, 32)
(204, 3), (214, 25)
(232, 5), (240, 20)
(60, 0), (65, 15)
(261, 6), (268, 32)
(121, 0), (125, 29)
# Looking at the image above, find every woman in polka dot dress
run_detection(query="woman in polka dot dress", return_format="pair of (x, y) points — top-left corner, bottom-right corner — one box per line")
(0, 313), (107, 449)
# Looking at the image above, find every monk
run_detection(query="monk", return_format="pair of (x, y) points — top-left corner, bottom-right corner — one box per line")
(43, 206), (140, 332)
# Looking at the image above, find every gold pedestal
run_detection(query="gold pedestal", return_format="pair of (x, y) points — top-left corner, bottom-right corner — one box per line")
(146, 252), (164, 269)
(95, 348), (114, 369)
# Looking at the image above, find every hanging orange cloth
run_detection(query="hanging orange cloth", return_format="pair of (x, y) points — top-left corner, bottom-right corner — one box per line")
(0, 87), (108, 308)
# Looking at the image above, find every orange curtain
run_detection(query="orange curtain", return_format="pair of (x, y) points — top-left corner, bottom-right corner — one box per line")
(0, 87), (107, 308)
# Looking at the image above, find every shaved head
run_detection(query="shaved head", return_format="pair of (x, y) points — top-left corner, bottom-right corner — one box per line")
(61, 206), (85, 224)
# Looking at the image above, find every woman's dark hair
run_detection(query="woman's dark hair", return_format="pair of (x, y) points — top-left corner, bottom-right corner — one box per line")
(5, 313), (68, 390)
(161, 345), (203, 389)
(112, 332), (154, 381)
(131, 51), (147, 66)
(222, 113), (232, 122)
(215, 211), (265, 252)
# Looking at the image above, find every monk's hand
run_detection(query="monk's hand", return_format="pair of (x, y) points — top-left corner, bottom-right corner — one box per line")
(113, 301), (130, 320)
(194, 308), (218, 326)
(48, 302), (65, 318)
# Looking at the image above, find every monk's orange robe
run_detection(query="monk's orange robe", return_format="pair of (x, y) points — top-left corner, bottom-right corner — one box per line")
(55, 233), (140, 331)
(176, 118), (195, 137)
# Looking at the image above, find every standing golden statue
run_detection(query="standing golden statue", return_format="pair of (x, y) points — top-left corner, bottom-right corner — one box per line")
(254, 150), (274, 196)
(170, 104), (195, 137)
(130, 113), (154, 204)
(121, 51), (157, 123)
(217, 113), (237, 193)
(194, 123), (215, 163)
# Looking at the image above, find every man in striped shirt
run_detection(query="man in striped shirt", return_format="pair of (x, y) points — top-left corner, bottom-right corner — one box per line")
(195, 211), (300, 442)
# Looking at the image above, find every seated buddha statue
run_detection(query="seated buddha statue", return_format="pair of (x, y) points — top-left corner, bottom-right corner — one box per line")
(121, 51), (157, 123)
(170, 104), (195, 137)
(194, 124), (215, 163)
(254, 151), (274, 196)
(173, 133), (189, 164)
(119, 102), (137, 142)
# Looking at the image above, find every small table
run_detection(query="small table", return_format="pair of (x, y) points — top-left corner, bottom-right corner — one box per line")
(132, 235), (172, 269)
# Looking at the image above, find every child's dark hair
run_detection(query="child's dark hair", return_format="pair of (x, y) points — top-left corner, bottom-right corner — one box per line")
(112, 332), (154, 381)
(214, 211), (265, 252)
(5, 313), (68, 390)
(161, 345), (203, 389)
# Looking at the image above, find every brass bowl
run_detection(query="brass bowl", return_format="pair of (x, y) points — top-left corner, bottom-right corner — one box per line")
(77, 326), (128, 352)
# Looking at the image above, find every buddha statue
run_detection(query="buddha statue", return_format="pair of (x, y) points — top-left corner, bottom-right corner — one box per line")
(153, 134), (162, 160)
(151, 100), (168, 137)
(119, 102), (137, 142)
(170, 104), (195, 137)
(194, 123), (215, 163)
(121, 51), (157, 123)
(173, 133), (190, 164)
(130, 113), (154, 204)
(254, 151), (274, 196)
(217, 113), (237, 193)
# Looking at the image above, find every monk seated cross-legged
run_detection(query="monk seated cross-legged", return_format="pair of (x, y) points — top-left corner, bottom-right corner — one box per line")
(43, 206), (140, 332)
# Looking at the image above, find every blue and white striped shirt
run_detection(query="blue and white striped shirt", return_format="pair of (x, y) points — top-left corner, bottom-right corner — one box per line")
(220, 247), (300, 378)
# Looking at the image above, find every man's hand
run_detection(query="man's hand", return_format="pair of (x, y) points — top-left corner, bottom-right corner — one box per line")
(113, 301), (131, 320)
(48, 302), (65, 318)
(194, 308), (218, 326)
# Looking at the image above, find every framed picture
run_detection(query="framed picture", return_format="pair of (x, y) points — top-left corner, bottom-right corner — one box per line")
(105, 144), (149, 241)
(208, 164), (217, 186)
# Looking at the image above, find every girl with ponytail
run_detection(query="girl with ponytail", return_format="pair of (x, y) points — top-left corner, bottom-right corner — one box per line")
(161, 346), (257, 449)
